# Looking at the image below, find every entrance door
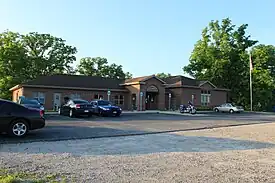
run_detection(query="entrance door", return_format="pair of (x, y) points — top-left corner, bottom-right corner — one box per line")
(145, 92), (158, 110)
(53, 93), (61, 111)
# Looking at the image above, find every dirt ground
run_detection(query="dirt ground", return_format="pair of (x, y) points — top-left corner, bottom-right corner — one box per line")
(1, 123), (275, 182)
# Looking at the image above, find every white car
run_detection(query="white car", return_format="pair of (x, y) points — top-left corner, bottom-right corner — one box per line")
(214, 103), (244, 113)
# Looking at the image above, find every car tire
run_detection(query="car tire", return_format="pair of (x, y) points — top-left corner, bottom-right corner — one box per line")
(99, 110), (104, 117)
(215, 108), (219, 112)
(8, 119), (29, 137)
(69, 109), (75, 118)
(229, 109), (234, 114)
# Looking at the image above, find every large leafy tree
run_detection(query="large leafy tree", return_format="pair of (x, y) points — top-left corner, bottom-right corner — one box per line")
(156, 72), (172, 79)
(250, 44), (275, 111)
(76, 57), (132, 79)
(0, 30), (77, 99)
(183, 18), (258, 108)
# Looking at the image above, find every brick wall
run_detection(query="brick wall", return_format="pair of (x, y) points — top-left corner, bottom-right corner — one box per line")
(22, 87), (130, 110)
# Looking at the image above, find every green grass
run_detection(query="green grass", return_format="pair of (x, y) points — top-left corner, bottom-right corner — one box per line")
(0, 169), (67, 183)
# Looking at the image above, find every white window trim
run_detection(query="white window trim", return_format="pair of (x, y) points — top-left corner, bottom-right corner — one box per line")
(201, 94), (211, 106)
(114, 95), (124, 105)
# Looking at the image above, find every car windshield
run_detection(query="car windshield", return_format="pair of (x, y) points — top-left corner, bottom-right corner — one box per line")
(73, 100), (89, 104)
(21, 99), (40, 105)
(98, 100), (111, 106)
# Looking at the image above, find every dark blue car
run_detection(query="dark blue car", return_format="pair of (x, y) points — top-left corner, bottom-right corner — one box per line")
(90, 100), (122, 117)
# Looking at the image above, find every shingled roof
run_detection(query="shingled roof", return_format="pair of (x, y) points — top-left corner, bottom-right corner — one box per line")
(13, 74), (126, 90)
(124, 75), (166, 84)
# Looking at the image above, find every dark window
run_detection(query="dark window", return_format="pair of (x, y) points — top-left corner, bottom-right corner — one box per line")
(119, 95), (124, 104)
(94, 94), (99, 99)
(73, 100), (89, 104)
(20, 99), (40, 105)
(3, 102), (27, 113)
(98, 100), (111, 106)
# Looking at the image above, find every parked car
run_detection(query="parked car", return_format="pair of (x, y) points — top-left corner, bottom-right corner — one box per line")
(213, 103), (244, 113)
(90, 100), (122, 117)
(19, 98), (45, 115)
(58, 99), (93, 117)
(0, 99), (45, 137)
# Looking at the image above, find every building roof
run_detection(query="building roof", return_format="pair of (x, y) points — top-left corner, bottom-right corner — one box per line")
(124, 75), (166, 84)
(163, 75), (217, 88)
(12, 74), (126, 90)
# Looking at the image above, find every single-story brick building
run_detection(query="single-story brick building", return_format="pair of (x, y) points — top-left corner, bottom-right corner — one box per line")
(9, 74), (230, 111)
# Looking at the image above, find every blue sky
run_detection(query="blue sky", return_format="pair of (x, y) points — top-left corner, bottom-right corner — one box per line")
(0, 0), (274, 77)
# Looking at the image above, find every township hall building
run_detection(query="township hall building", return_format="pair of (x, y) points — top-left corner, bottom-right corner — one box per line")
(10, 74), (230, 110)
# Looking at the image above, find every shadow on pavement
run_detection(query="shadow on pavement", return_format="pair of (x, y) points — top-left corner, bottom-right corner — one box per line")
(46, 113), (275, 122)
(1, 129), (275, 155)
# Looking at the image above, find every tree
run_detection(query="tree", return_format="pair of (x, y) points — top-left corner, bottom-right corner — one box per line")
(76, 57), (132, 79)
(22, 32), (77, 78)
(250, 44), (275, 111)
(183, 18), (258, 108)
(156, 72), (172, 79)
(0, 30), (77, 99)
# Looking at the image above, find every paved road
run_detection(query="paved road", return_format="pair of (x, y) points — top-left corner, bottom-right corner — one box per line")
(1, 112), (275, 144)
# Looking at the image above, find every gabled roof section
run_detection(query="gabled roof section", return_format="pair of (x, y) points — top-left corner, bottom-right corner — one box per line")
(198, 80), (217, 88)
(164, 75), (218, 88)
(122, 75), (166, 85)
(10, 74), (126, 91)
(163, 75), (198, 86)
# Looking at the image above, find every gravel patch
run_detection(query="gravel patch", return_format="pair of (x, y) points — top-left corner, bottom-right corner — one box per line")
(1, 123), (275, 182)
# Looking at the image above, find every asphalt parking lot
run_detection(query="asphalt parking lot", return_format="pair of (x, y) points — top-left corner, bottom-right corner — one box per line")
(1, 112), (275, 144)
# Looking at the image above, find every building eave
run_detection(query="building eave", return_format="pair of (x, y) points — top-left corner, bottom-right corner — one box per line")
(199, 81), (217, 88)
(119, 81), (146, 86)
(19, 84), (129, 92)
(141, 75), (166, 84)
(9, 84), (22, 91)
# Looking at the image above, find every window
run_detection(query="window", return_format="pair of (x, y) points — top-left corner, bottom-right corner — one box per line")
(201, 90), (211, 106)
(98, 100), (111, 106)
(73, 99), (89, 104)
(94, 94), (103, 100)
(113, 95), (124, 105)
(32, 92), (45, 104)
(119, 95), (124, 105)
(70, 94), (80, 99)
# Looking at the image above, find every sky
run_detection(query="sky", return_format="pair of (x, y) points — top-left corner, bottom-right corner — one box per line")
(0, 0), (274, 77)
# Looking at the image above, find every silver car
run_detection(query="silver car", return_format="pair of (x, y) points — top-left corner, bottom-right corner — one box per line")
(214, 103), (244, 113)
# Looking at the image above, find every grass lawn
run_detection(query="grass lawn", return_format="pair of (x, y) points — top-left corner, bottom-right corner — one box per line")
(0, 169), (67, 183)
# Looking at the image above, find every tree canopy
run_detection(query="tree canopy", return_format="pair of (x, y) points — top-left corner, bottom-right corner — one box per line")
(0, 31), (77, 99)
(76, 57), (132, 79)
(156, 73), (172, 79)
(183, 18), (275, 111)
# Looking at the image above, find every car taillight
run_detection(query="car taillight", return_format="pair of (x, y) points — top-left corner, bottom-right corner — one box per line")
(40, 110), (44, 117)
(76, 104), (81, 108)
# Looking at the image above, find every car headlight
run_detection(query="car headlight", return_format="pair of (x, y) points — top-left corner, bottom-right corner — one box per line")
(119, 108), (122, 110)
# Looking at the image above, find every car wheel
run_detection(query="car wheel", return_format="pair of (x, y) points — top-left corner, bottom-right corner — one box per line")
(8, 119), (29, 137)
(69, 109), (75, 118)
(99, 110), (104, 117)
(215, 108), (219, 112)
(229, 109), (234, 114)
